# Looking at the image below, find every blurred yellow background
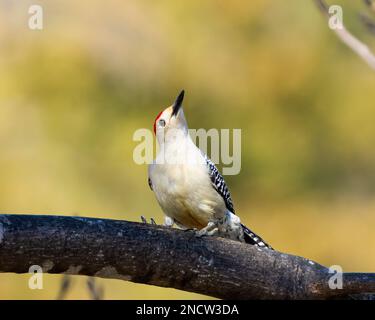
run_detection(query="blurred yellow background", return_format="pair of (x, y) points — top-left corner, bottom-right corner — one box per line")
(0, 0), (374, 299)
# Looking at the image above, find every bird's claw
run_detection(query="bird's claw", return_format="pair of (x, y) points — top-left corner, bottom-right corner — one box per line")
(140, 216), (157, 225)
(195, 222), (219, 238)
(195, 229), (219, 238)
(195, 229), (206, 238)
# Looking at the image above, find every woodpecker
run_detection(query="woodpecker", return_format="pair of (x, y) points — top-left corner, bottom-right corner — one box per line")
(148, 90), (272, 249)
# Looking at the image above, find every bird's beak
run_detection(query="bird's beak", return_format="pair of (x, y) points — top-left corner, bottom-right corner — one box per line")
(171, 90), (185, 117)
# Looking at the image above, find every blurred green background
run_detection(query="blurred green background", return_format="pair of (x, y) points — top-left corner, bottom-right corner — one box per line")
(0, 0), (374, 299)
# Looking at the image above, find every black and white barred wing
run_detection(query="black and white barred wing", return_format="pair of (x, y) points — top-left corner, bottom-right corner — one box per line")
(203, 154), (235, 214)
(204, 153), (273, 250)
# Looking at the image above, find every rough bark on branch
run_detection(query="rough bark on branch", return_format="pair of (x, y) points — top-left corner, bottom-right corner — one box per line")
(0, 214), (374, 299)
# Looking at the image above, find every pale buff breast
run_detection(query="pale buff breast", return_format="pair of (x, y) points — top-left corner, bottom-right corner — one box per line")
(149, 162), (227, 229)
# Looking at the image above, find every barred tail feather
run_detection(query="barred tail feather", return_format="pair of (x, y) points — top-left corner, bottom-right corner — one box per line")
(241, 224), (273, 250)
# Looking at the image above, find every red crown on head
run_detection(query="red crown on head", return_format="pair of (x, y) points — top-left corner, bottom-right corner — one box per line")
(153, 111), (163, 134)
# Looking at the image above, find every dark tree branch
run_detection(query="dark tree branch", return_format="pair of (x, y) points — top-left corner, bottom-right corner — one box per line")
(0, 214), (374, 299)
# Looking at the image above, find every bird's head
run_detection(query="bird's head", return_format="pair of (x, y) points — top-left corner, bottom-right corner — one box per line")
(153, 90), (188, 141)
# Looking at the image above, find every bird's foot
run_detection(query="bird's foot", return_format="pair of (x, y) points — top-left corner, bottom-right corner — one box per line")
(195, 221), (219, 238)
(140, 216), (157, 225)
(163, 216), (174, 228)
(216, 212), (245, 242)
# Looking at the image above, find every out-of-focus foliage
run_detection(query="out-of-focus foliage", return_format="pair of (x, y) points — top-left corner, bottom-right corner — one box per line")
(0, 0), (374, 299)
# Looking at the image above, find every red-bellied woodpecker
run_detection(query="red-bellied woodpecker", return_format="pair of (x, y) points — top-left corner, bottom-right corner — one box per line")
(148, 90), (272, 249)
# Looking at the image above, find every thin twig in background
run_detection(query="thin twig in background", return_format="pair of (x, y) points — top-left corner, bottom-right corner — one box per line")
(360, 13), (375, 35)
(363, 0), (375, 13)
(314, 0), (375, 70)
(56, 274), (72, 300)
(87, 277), (104, 300)
(57, 275), (104, 300)
(360, 0), (375, 36)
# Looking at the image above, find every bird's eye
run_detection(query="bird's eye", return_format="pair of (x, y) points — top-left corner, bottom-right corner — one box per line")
(159, 119), (166, 127)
